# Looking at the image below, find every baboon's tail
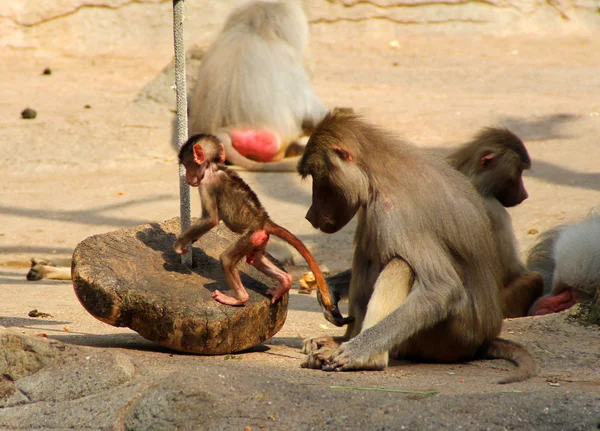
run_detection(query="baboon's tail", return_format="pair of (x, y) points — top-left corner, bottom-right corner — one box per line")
(482, 337), (537, 384)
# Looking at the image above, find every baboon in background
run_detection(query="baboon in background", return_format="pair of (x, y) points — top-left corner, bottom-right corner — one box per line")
(187, 1), (328, 171)
(527, 212), (600, 315)
(446, 127), (543, 318)
(298, 111), (535, 383)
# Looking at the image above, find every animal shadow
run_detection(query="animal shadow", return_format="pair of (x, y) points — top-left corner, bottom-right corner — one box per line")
(135, 222), (272, 297)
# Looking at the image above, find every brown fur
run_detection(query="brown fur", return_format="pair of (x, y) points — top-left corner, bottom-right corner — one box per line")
(447, 127), (531, 203)
(320, 128), (544, 319)
(175, 134), (350, 324)
(298, 112), (535, 383)
(447, 127), (543, 318)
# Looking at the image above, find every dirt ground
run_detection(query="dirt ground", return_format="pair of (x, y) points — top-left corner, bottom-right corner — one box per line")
(1, 23), (600, 429)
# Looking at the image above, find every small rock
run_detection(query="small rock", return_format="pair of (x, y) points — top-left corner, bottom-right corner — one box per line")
(42, 68), (52, 75)
(28, 309), (52, 318)
(84, 104), (91, 109)
(0, 328), (67, 381)
(21, 108), (37, 119)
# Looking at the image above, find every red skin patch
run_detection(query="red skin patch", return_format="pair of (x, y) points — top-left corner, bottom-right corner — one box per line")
(532, 289), (578, 316)
(230, 129), (280, 162)
(246, 231), (270, 264)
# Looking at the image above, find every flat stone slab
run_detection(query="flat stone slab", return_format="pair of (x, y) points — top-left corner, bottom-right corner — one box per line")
(72, 218), (288, 354)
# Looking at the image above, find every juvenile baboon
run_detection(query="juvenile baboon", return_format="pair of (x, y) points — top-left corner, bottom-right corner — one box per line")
(447, 127), (543, 318)
(298, 111), (535, 383)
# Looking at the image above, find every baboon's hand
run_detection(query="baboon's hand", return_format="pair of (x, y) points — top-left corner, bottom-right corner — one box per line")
(301, 339), (339, 369)
(322, 340), (387, 372)
(173, 238), (190, 255)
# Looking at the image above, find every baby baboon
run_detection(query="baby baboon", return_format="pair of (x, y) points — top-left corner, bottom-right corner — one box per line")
(174, 133), (351, 326)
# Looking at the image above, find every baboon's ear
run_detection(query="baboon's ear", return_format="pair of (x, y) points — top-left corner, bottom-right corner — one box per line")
(332, 145), (353, 162)
(479, 152), (497, 168)
(193, 143), (206, 165)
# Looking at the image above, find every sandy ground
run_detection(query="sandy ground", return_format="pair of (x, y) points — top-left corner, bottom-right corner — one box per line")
(1, 29), (600, 427)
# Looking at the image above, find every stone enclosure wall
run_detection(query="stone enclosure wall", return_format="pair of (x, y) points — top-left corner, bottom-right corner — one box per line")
(1, 0), (598, 57)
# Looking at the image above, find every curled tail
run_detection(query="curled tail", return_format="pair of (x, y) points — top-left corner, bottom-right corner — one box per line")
(265, 221), (353, 327)
(481, 337), (537, 384)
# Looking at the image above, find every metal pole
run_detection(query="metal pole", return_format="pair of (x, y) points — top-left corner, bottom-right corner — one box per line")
(173, 0), (192, 267)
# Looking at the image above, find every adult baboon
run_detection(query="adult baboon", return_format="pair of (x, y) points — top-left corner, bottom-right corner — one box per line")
(527, 212), (600, 315)
(298, 111), (535, 383)
(187, 1), (328, 171)
(323, 127), (544, 319)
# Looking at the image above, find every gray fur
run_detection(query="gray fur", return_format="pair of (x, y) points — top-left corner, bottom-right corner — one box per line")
(526, 213), (600, 315)
(527, 213), (600, 299)
(188, 0), (327, 169)
(552, 216), (600, 298)
(526, 227), (562, 295)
